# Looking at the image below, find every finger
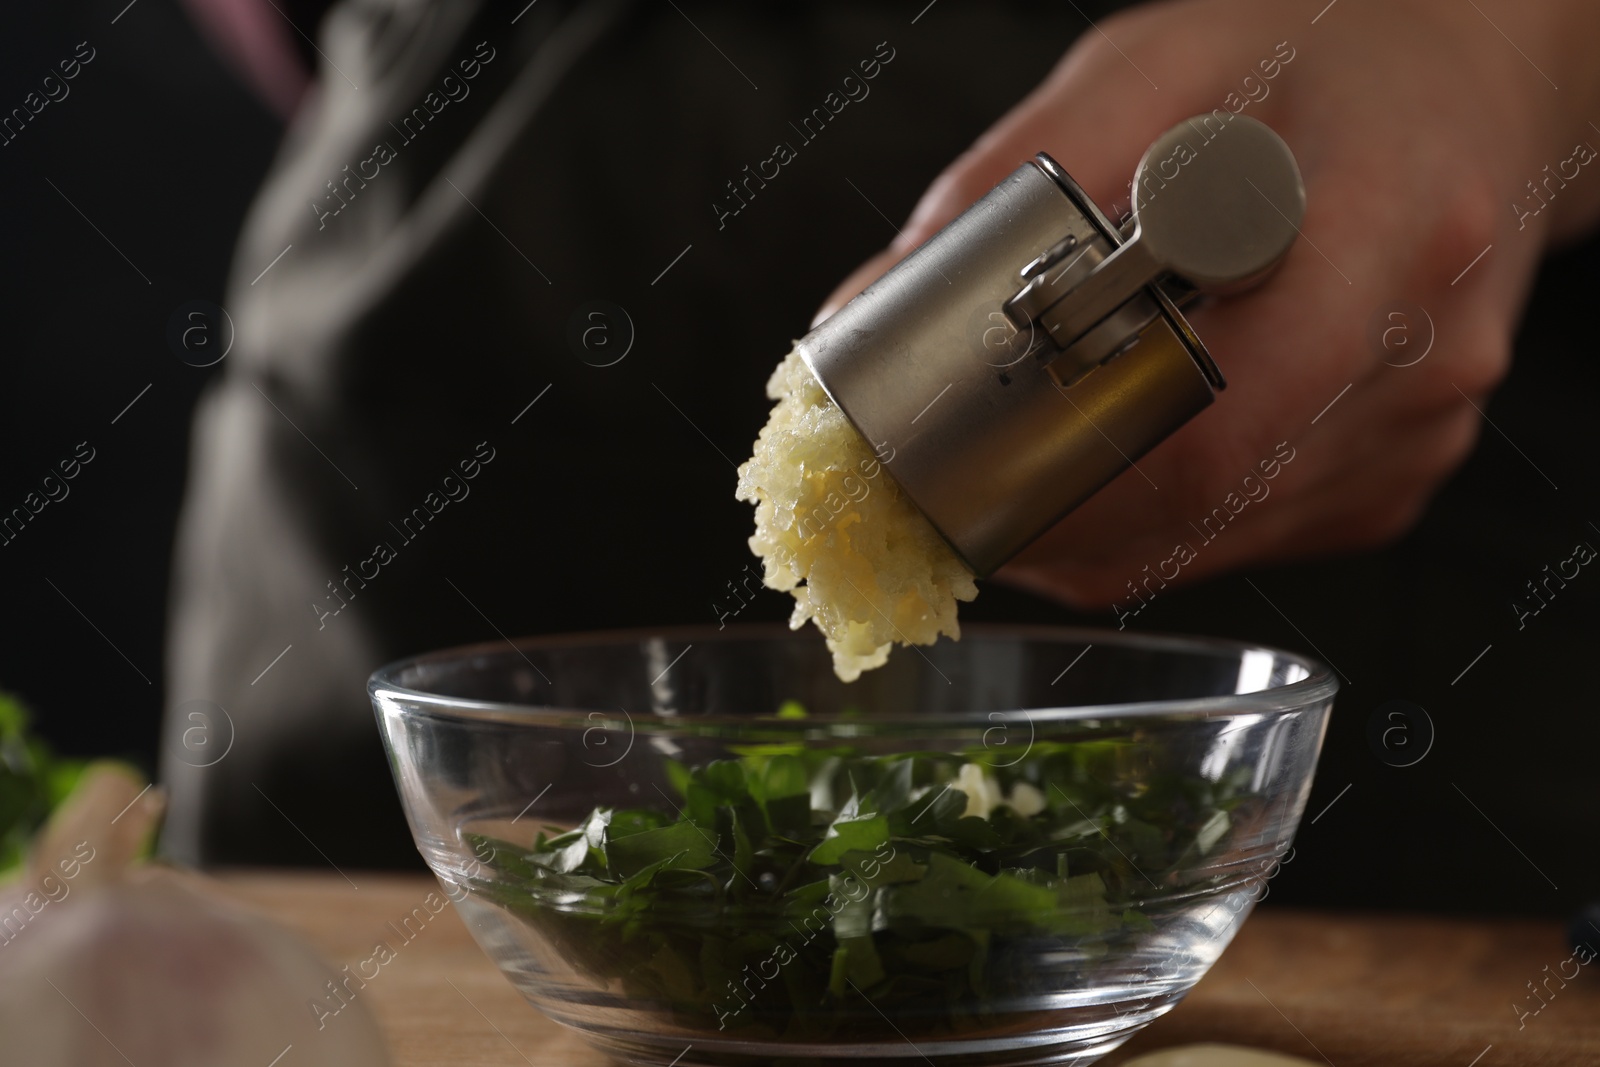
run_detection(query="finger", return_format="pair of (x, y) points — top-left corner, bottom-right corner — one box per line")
(1004, 113), (1467, 576)
(999, 403), (1480, 607)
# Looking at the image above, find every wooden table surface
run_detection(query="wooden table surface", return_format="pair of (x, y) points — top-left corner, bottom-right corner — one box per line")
(218, 871), (1599, 1067)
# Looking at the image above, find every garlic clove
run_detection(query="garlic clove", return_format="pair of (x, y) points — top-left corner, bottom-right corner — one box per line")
(1008, 781), (1046, 817)
(953, 763), (1002, 819)
(0, 866), (391, 1067)
(0, 763), (390, 1067)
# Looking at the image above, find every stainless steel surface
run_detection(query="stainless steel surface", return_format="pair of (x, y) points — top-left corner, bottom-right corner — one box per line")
(1015, 115), (1305, 353)
(799, 115), (1302, 578)
(1132, 114), (1305, 291)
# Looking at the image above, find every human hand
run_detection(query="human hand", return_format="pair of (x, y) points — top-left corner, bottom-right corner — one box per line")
(814, 0), (1600, 608)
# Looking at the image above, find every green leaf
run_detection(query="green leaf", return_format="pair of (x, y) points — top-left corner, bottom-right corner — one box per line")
(838, 848), (925, 887)
(702, 760), (747, 797)
(809, 813), (890, 866)
(882, 854), (989, 930)
(464, 833), (544, 881)
(1112, 810), (1168, 867)
(776, 700), (808, 719)
(465, 737), (1260, 1040)
(608, 821), (718, 878)
(609, 808), (669, 839)
(535, 831), (590, 874)
(763, 794), (812, 838)
(837, 933), (884, 988)
(862, 758), (916, 816)
(782, 877), (833, 918)
(971, 869), (1058, 924)
(762, 755), (809, 800)
(664, 759), (692, 800)
(899, 779), (968, 833)
(1054, 871), (1116, 936)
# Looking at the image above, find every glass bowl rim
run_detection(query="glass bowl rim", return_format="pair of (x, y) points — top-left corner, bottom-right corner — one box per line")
(367, 622), (1338, 729)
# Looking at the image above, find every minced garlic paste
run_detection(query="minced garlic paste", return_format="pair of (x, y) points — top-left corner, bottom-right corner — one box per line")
(736, 350), (978, 681)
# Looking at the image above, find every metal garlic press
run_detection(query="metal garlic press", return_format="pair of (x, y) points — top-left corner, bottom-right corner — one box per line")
(800, 115), (1305, 577)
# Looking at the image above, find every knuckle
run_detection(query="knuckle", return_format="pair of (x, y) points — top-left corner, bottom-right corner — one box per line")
(1384, 409), (1481, 487)
(1454, 335), (1512, 397)
(1421, 177), (1500, 289)
(1432, 406), (1484, 471)
(1413, 327), (1510, 406)
(1346, 412), (1481, 550)
(1346, 497), (1426, 550)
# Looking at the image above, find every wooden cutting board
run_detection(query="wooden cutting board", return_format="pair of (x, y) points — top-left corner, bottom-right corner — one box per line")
(218, 871), (1599, 1067)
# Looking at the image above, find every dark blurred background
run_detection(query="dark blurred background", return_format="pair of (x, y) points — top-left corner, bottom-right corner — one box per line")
(2, 0), (1596, 917)
(0, 0), (280, 768)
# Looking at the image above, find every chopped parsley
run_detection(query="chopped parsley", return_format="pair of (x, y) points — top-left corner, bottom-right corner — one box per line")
(467, 731), (1255, 1040)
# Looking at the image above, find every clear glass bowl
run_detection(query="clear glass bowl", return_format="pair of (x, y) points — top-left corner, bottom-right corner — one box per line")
(370, 624), (1336, 1067)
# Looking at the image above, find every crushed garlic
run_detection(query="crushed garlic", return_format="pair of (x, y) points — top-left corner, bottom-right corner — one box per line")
(737, 350), (978, 681)
(952, 763), (1047, 820)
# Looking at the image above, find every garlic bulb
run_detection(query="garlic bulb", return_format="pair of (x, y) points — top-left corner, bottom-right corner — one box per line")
(0, 765), (390, 1067)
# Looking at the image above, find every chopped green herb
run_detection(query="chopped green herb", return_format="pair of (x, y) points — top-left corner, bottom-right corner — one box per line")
(467, 739), (1257, 1040)
(775, 700), (809, 720)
